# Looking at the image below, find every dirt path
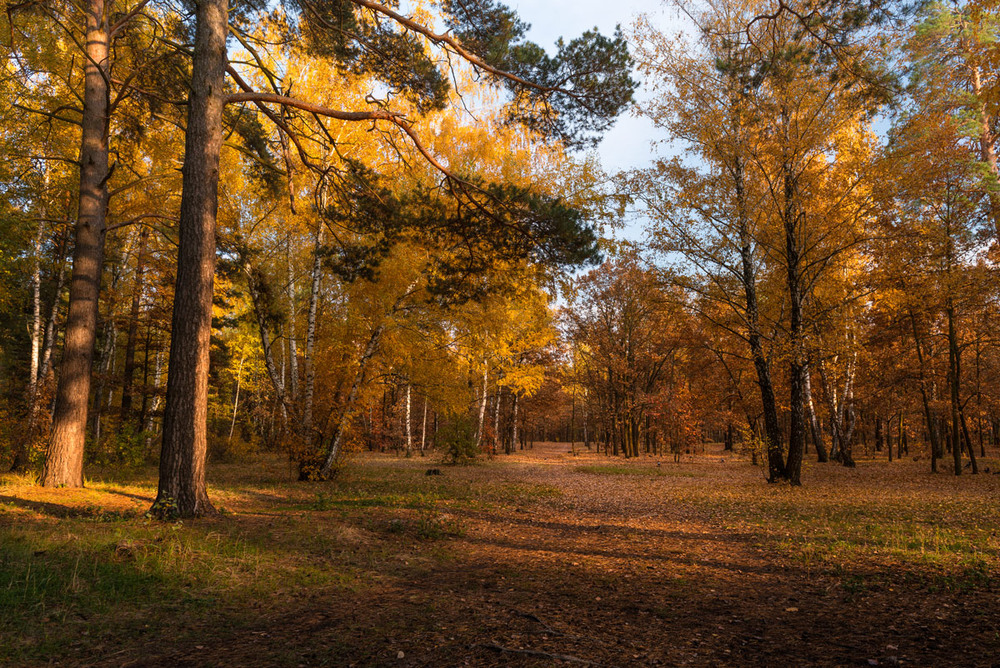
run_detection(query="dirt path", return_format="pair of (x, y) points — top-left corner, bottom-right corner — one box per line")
(114, 443), (1000, 667)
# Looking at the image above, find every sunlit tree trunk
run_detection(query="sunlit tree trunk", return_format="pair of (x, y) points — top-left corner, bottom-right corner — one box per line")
(475, 364), (488, 448)
(42, 0), (110, 487)
(303, 225), (322, 435)
(405, 381), (412, 457)
(153, 0), (228, 516)
(286, 240), (299, 402)
(420, 396), (427, 456)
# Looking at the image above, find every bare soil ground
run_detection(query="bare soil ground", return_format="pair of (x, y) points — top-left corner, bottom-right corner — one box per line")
(3, 442), (1000, 667)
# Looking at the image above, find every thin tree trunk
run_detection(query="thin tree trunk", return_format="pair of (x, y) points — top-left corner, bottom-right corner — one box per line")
(303, 224), (322, 435)
(511, 393), (519, 455)
(804, 362), (828, 462)
(318, 323), (385, 478)
(120, 225), (149, 422)
(153, 0), (228, 516)
(286, 239), (299, 402)
(405, 381), (412, 457)
(42, 0), (110, 488)
(29, 220), (45, 392)
(948, 302), (963, 476)
(475, 364), (488, 449)
(420, 396), (427, 456)
(228, 352), (245, 442)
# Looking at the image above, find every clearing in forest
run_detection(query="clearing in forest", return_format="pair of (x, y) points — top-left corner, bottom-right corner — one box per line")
(2, 442), (999, 666)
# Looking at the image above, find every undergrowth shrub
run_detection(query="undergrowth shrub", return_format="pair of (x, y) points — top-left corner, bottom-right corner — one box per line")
(438, 415), (477, 463)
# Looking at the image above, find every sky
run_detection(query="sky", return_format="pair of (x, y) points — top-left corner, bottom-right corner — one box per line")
(510, 0), (691, 239)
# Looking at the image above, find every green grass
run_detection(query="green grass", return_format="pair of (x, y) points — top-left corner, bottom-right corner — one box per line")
(575, 464), (699, 477)
(2, 451), (998, 664)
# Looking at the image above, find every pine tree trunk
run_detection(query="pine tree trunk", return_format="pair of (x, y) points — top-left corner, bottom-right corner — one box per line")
(41, 0), (110, 487)
(153, 0), (228, 516)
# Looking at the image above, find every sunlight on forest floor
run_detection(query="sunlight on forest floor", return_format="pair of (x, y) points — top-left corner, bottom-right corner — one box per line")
(3, 443), (999, 666)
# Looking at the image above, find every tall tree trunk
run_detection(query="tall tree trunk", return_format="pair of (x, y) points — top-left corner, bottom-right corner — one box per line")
(286, 239), (299, 402)
(11, 220), (48, 472)
(405, 381), (412, 457)
(121, 225), (149, 422)
(153, 0), (228, 517)
(228, 352), (245, 443)
(420, 396), (427, 456)
(29, 220), (45, 392)
(782, 139), (806, 486)
(475, 364), (488, 449)
(41, 0), (110, 487)
(37, 225), (70, 388)
(947, 301), (963, 476)
(303, 224), (322, 435)
(804, 362), (828, 462)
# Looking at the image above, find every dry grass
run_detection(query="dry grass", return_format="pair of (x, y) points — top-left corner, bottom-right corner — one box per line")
(2, 443), (999, 666)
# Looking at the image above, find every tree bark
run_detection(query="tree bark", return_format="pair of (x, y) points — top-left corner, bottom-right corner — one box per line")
(405, 381), (412, 457)
(153, 0), (229, 516)
(286, 239), (299, 402)
(303, 224), (322, 435)
(41, 0), (110, 487)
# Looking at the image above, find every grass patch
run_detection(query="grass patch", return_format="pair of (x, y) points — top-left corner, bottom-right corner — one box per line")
(575, 464), (698, 477)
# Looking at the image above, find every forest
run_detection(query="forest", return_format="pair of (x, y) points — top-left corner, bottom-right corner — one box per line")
(2, 0), (1000, 665)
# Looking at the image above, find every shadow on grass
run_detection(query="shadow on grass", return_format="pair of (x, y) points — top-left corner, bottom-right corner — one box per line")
(0, 494), (122, 519)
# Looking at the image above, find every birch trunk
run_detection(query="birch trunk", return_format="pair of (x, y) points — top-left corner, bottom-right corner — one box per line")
(405, 381), (412, 457)
(475, 364), (488, 448)
(228, 353), (245, 442)
(303, 225), (322, 434)
(286, 240), (299, 402)
(420, 396), (427, 456)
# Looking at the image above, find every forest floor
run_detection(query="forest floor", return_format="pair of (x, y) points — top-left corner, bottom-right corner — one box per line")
(2, 442), (1000, 667)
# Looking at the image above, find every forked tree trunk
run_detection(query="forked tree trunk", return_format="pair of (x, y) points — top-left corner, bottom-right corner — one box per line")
(153, 0), (228, 517)
(41, 0), (110, 488)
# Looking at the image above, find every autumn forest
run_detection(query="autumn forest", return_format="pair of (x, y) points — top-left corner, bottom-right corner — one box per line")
(2, 0), (1000, 665)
